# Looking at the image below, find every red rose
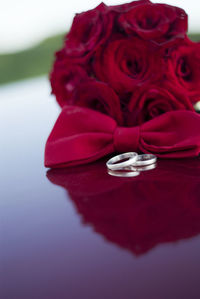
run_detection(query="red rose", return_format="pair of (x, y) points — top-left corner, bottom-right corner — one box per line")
(166, 39), (200, 104)
(64, 3), (114, 59)
(118, 2), (188, 44)
(127, 84), (194, 125)
(50, 61), (88, 107)
(109, 0), (150, 13)
(94, 37), (163, 95)
(71, 81), (123, 125)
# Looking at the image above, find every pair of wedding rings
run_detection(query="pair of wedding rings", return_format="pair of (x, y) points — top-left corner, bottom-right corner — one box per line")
(106, 152), (157, 177)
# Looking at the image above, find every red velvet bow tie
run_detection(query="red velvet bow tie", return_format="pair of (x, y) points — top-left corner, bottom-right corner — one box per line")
(45, 106), (200, 168)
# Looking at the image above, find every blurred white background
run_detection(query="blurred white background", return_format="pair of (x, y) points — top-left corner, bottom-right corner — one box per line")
(0, 0), (199, 53)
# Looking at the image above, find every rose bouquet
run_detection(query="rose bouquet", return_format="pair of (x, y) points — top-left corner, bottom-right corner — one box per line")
(45, 1), (200, 168)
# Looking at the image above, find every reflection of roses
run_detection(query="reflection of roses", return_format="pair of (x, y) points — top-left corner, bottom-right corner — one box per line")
(94, 37), (162, 94)
(128, 84), (194, 125)
(166, 39), (200, 103)
(118, 2), (188, 44)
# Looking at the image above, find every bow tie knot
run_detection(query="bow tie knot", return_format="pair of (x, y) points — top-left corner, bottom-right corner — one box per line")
(114, 126), (140, 153)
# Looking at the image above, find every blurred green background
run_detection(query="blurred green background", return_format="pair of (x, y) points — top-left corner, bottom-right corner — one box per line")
(0, 33), (199, 85)
(0, 33), (65, 85)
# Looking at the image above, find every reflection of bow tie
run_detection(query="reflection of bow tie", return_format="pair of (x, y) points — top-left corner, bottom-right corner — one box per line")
(45, 106), (200, 168)
(47, 159), (200, 256)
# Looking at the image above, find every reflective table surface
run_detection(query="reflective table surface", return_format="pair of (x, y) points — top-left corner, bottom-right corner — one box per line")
(1, 78), (200, 299)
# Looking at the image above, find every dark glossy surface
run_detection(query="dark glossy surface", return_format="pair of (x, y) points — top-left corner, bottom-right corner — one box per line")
(1, 78), (200, 299)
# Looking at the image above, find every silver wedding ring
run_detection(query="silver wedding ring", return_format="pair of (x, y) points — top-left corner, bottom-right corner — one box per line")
(127, 163), (157, 172)
(131, 154), (157, 167)
(106, 152), (138, 171)
(106, 152), (157, 177)
(107, 169), (140, 178)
